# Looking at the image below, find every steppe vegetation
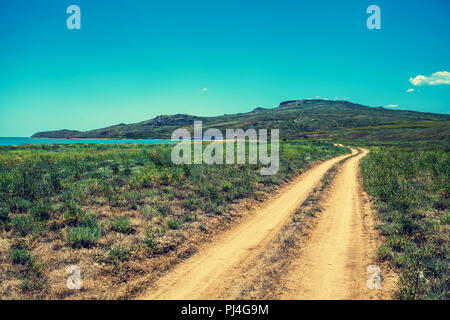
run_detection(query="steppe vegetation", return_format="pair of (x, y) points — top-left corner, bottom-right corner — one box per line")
(361, 144), (449, 299)
(0, 141), (347, 299)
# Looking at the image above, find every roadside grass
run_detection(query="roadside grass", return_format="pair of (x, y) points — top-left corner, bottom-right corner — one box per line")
(361, 146), (449, 300)
(0, 140), (348, 299)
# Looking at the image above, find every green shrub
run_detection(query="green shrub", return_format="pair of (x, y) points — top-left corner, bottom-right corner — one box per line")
(108, 245), (131, 265)
(10, 248), (34, 265)
(377, 245), (392, 260)
(109, 216), (132, 234)
(79, 211), (99, 229)
(63, 200), (85, 223)
(10, 198), (32, 213)
(156, 202), (171, 216)
(183, 198), (200, 211)
(167, 219), (181, 230)
(65, 225), (102, 248)
(11, 215), (35, 236)
(20, 274), (45, 293)
(182, 214), (196, 222)
(110, 161), (120, 174)
(0, 207), (10, 226)
(139, 206), (155, 220)
(143, 228), (157, 249)
(125, 190), (141, 210)
(30, 201), (51, 221)
(200, 199), (228, 215)
(221, 181), (233, 192)
(156, 226), (167, 236)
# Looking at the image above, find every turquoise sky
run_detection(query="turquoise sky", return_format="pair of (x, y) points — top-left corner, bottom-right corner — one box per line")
(0, 0), (449, 136)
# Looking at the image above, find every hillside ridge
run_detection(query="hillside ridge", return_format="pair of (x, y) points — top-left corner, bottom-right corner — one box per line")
(31, 99), (450, 141)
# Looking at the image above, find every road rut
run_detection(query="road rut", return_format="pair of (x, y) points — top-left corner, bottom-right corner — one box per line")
(141, 151), (355, 299)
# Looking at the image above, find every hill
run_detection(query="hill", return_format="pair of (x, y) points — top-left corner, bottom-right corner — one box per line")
(32, 99), (450, 142)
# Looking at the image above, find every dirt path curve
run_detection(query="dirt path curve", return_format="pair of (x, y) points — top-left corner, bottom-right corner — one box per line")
(140, 150), (356, 300)
(280, 148), (385, 299)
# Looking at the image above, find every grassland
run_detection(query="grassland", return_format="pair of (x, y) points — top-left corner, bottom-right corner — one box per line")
(360, 145), (449, 300)
(0, 141), (347, 299)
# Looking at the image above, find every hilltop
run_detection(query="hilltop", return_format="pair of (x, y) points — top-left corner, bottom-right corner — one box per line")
(32, 99), (450, 142)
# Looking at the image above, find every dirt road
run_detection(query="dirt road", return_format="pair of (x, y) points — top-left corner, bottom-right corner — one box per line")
(280, 149), (372, 299)
(140, 148), (395, 300)
(141, 151), (355, 299)
(280, 148), (395, 299)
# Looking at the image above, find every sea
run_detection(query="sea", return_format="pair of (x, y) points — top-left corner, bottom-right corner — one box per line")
(0, 137), (178, 146)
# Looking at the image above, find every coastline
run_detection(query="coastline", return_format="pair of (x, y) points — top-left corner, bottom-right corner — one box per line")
(28, 137), (172, 141)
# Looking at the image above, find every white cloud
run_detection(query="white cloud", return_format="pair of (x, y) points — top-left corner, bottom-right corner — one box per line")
(385, 104), (398, 108)
(409, 71), (450, 86)
(406, 88), (414, 93)
(202, 88), (208, 92)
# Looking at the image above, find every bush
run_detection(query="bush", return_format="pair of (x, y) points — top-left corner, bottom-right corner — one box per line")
(0, 207), (10, 226)
(9, 198), (32, 213)
(108, 245), (131, 265)
(182, 214), (196, 222)
(63, 200), (85, 223)
(167, 219), (181, 230)
(125, 190), (141, 210)
(183, 198), (200, 211)
(139, 206), (155, 220)
(65, 225), (102, 248)
(143, 227), (157, 249)
(30, 201), (51, 221)
(109, 216), (132, 234)
(11, 215), (36, 236)
(156, 202), (171, 216)
(79, 211), (99, 229)
(10, 248), (34, 265)
(200, 200), (222, 214)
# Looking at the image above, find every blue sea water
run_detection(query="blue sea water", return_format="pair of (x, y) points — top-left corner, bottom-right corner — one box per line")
(0, 137), (178, 146)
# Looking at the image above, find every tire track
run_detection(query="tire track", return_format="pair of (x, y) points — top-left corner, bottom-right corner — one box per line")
(280, 149), (393, 299)
(140, 151), (355, 299)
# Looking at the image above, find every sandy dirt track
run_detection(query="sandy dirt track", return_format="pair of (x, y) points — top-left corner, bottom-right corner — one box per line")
(140, 151), (355, 299)
(280, 149), (394, 299)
